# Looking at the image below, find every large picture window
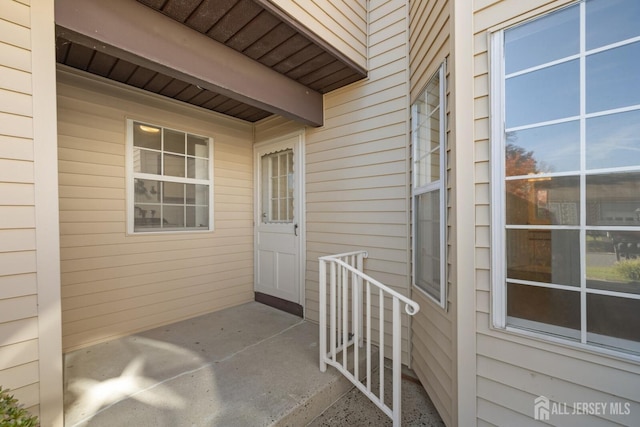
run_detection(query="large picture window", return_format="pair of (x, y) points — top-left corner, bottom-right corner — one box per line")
(127, 120), (213, 233)
(491, 0), (640, 356)
(412, 63), (446, 307)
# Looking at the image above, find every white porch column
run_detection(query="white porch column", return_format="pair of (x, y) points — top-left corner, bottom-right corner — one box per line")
(32, 1), (64, 425)
(451, 0), (477, 425)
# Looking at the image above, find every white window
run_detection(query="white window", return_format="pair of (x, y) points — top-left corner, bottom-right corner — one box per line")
(412, 63), (447, 307)
(127, 120), (213, 233)
(491, 0), (640, 356)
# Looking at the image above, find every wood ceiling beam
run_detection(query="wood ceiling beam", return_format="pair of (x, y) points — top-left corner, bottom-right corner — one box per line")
(55, 0), (324, 126)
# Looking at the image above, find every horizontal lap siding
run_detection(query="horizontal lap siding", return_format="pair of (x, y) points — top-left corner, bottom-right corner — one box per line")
(304, 0), (412, 363)
(57, 68), (254, 352)
(473, 1), (640, 425)
(412, 291), (453, 425)
(0, 0), (40, 414)
(408, 0), (453, 425)
(269, 0), (367, 70)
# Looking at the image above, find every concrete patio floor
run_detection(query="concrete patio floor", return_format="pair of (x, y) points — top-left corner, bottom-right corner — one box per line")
(63, 301), (443, 426)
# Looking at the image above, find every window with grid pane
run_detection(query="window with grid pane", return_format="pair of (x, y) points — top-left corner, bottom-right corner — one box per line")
(412, 63), (446, 307)
(492, 0), (640, 356)
(128, 120), (213, 233)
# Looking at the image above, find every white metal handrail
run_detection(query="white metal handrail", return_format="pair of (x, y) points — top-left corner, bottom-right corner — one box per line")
(318, 251), (420, 427)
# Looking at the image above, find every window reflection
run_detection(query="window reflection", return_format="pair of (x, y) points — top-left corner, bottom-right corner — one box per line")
(416, 191), (441, 298)
(413, 72), (441, 187)
(163, 182), (184, 204)
(506, 60), (579, 128)
(587, 294), (640, 354)
(187, 158), (209, 180)
(164, 153), (185, 177)
(133, 122), (161, 150)
(586, 0), (640, 50)
(134, 203), (161, 229)
(164, 129), (186, 154)
(506, 176), (580, 225)
(586, 231), (640, 295)
(506, 121), (580, 175)
(507, 283), (580, 339)
(505, 4), (579, 74)
(186, 206), (208, 228)
(187, 135), (209, 157)
(507, 229), (580, 286)
(586, 172), (640, 226)
(133, 148), (161, 175)
(261, 149), (294, 223)
(163, 205), (185, 228)
(586, 110), (640, 170)
(586, 42), (640, 114)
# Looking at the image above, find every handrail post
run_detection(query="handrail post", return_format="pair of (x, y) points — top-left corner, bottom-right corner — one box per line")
(319, 258), (327, 372)
(392, 297), (402, 427)
(357, 252), (364, 347)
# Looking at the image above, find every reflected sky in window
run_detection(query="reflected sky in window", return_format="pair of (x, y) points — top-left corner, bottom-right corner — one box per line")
(506, 121), (580, 175)
(506, 60), (579, 128)
(586, 0), (640, 50)
(586, 42), (640, 114)
(505, 4), (579, 74)
(587, 110), (640, 170)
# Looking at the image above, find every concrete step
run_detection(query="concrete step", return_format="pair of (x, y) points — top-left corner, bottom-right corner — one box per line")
(307, 365), (445, 427)
(277, 338), (378, 426)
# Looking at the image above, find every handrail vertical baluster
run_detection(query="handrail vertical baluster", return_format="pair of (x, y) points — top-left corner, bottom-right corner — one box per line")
(342, 263), (348, 370)
(357, 252), (364, 347)
(379, 289), (385, 406)
(319, 259), (327, 372)
(352, 255), (359, 381)
(366, 279), (371, 392)
(330, 261), (336, 363)
(337, 260), (341, 360)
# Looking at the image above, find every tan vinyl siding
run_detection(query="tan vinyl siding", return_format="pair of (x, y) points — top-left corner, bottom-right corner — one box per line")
(409, 0), (450, 102)
(412, 290), (453, 425)
(268, 0), (367, 70)
(56, 67), (254, 352)
(473, 1), (640, 425)
(303, 0), (412, 363)
(408, 0), (453, 425)
(0, 0), (40, 415)
(254, 116), (305, 142)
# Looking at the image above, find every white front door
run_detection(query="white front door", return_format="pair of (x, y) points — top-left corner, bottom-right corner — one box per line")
(254, 133), (303, 306)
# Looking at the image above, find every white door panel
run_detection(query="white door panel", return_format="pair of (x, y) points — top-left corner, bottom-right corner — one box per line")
(254, 134), (303, 305)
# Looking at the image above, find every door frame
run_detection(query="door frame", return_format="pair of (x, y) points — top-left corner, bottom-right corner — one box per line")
(253, 130), (306, 316)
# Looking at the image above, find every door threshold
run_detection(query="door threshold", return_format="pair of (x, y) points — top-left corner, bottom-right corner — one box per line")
(255, 292), (303, 318)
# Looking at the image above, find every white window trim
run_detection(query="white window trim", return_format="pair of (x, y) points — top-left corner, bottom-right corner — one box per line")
(490, 30), (507, 328)
(489, 3), (640, 360)
(412, 62), (447, 309)
(126, 119), (215, 234)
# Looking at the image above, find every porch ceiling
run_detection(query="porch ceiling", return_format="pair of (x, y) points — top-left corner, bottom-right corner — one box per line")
(54, 0), (367, 126)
